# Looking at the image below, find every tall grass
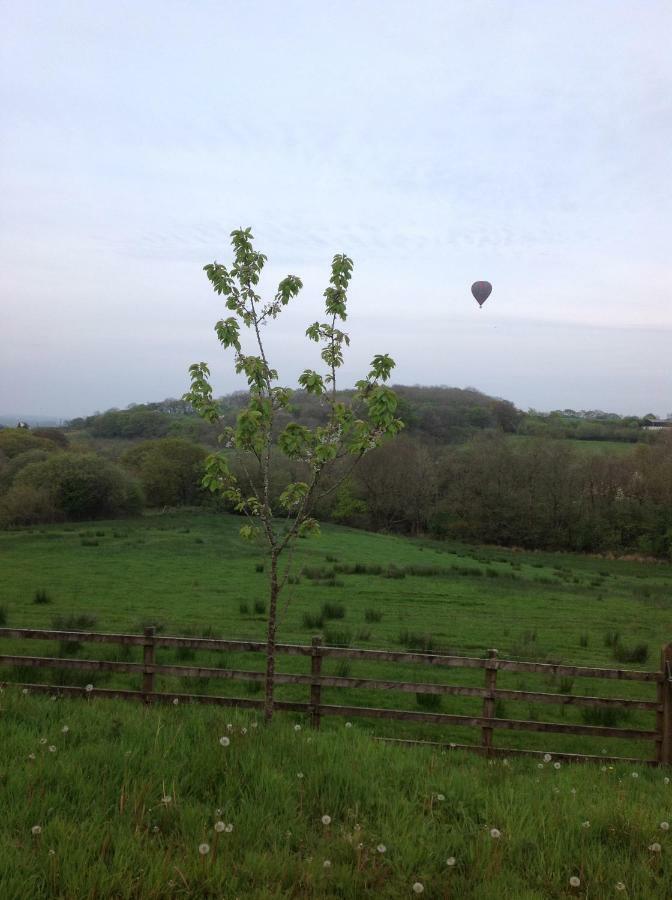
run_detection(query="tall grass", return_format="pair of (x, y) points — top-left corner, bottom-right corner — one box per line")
(0, 690), (670, 899)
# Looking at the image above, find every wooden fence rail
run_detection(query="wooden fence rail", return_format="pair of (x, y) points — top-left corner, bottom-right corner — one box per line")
(1, 627), (670, 765)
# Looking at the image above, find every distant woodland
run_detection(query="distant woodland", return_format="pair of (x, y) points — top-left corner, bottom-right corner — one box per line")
(1, 386), (670, 559)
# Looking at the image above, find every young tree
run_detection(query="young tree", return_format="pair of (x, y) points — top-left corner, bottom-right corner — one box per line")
(184, 228), (402, 720)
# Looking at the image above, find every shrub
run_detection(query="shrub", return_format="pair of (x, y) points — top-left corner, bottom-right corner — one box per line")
(33, 589), (52, 605)
(302, 612), (323, 630)
(364, 608), (382, 623)
(613, 643), (649, 664)
(321, 602), (345, 621)
(0, 484), (56, 528)
(416, 692), (442, 711)
(121, 438), (206, 507)
(0, 429), (57, 459)
(16, 453), (143, 521)
(323, 628), (352, 647)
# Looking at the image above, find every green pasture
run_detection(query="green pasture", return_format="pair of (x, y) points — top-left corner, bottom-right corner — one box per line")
(1, 692), (671, 898)
(1, 511), (671, 759)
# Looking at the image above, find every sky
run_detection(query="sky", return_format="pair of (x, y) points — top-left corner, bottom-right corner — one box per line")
(1, 0), (670, 420)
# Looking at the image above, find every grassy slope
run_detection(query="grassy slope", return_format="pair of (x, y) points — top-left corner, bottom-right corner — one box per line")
(1, 692), (671, 899)
(1, 511), (671, 758)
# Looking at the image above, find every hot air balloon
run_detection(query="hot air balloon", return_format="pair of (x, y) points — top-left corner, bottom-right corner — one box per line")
(471, 281), (492, 308)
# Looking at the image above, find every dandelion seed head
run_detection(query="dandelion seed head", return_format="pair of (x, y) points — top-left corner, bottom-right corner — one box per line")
(294, 724), (301, 732)
(490, 828), (501, 839)
(28, 753), (36, 760)
(435, 793), (445, 801)
(323, 859), (331, 868)
(172, 698), (179, 706)
(61, 725), (69, 733)
(553, 762), (561, 770)
(251, 721), (258, 728)
(297, 772), (304, 779)
(345, 722), (352, 728)
(649, 842), (661, 853)
(226, 723), (233, 731)
(219, 736), (230, 747)
(631, 772), (639, 779)
(615, 883), (625, 892)
(225, 823), (233, 833)
(661, 821), (670, 831)
(31, 825), (42, 835)
(48, 849), (55, 856)
(582, 821), (590, 828)
(665, 777), (670, 785)
(198, 843), (210, 855)
(22, 688), (29, 694)
(214, 821), (225, 832)
(377, 844), (386, 853)
(152, 825), (160, 833)
(446, 856), (456, 866)
(321, 815), (331, 826)
(85, 684), (93, 692)
(543, 753), (552, 763)
(412, 883), (424, 894)
(241, 727), (247, 735)
(48, 745), (56, 753)
(569, 876), (580, 887)
(537, 763), (544, 769)
(39, 738), (47, 745)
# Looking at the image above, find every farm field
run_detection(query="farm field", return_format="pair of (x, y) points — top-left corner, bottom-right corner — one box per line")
(1, 510), (671, 759)
(1, 691), (671, 899)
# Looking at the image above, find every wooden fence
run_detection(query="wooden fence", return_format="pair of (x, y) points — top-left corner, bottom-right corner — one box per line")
(1, 627), (670, 765)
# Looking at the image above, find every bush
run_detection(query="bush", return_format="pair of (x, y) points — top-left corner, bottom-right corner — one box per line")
(0, 484), (56, 528)
(321, 602), (345, 621)
(0, 429), (57, 459)
(122, 438), (206, 507)
(613, 643), (649, 664)
(16, 453), (143, 521)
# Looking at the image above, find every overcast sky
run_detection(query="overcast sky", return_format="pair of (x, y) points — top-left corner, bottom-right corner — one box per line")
(1, 0), (670, 420)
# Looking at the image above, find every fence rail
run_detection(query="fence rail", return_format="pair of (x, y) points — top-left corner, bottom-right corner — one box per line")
(1, 627), (670, 765)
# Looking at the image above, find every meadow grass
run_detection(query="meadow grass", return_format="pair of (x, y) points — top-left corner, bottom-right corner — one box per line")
(1, 689), (671, 899)
(1, 510), (671, 758)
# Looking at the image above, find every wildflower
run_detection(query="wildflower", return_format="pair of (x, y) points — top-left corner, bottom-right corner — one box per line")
(294, 724), (301, 732)
(28, 752), (35, 760)
(631, 772), (639, 779)
(354, 823), (361, 831)
(377, 844), (386, 853)
(219, 736), (230, 747)
(226, 723), (233, 731)
(490, 828), (501, 839)
(297, 772), (304, 779)
(214, 821), (225, 833)
(215, 808), (223, 816)
(435, 794), (445, 801)
(321, 815), (331, 826)
(152, 825), (160, 833)
(251, 721), (258, 729)
(198, 843), (210, 855)
(345, 722), (352, 728)
(39, 738), (47, 745)
(661, 822), (670, 831)
(446, 856), (456, 866)
(85, 684), (93, 692)
(449, 742), (456, 749)
(570, 788), (577, 795)
(241, 727), (247, 735)
(22, 687), (29, 694)
(48, 745), (56, 753)
(48, 849), (55, 856)
(649, 842), (661, 853)
(412, 883), (424, 894)
(323, 860), (331, 868)
(172, 698), (179, 706)
(543, 753), (552, 763)
(61, 725), (69, 734)
(224, 823), (233, 833)
(31, 825), (42, 835)
(537, 763), (544, 769)
(601, 766), (607, 772)
(582, 821), (590, 828)
(665, 777), (670, 785)
(502, 759), (509, 767)
(615, 883), (625, 892)
(569, 876), (580, 887)
(553, 762), (561, 770)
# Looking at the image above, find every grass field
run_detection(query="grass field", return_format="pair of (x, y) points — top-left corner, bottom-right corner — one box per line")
(1, 511), (671, 760)
(1, 690), (671, 899)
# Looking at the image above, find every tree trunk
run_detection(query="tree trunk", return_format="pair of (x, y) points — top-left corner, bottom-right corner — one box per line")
(264, 552), (279, 722)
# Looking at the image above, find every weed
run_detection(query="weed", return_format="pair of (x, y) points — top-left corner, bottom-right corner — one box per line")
(255, 563), (264, 573)
(323, 628), (352, 647)
(416, 692), (442, 711)
(364, 608), (382, 623)
(253, 600), (266, 615)
(612, 643), (649, 664)
(239, 602), (250, 615)
(302, 612), (324, 630)
(33, 589), (53, 605)
(321, 602), (345, 621)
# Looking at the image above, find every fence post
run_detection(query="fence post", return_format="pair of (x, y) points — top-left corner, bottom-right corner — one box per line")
(142, 627), (156, 701)
(310, 636), (323, 729)
(657, 643), (672, 765)
(481, 649), (498, 755)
